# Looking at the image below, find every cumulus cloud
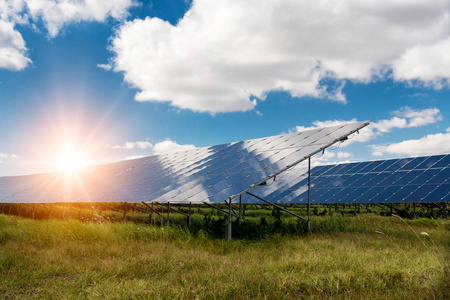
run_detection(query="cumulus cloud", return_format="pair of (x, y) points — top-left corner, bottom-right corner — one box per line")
(393, 37), (450, 86)
(97, 63), (112, 71)
(294, 107), (442, 145)
(372, 107), (442, 133)
(153, 139), (196, 154)
(112, 141), (153, 149)
(303, 150), (355, 166)
(125, 155), (145, 160)
(111, 0), (450, 113)
(0, 152), (19, 163)
(0, 19), (31, 70)
(112, 138), (196, 156)
(0, 0), (135, 71)
(26, 0), (136, 37)
(337, 152), (353, 159)
(0, 0), (31, 70)
(371, 131), (450, 156)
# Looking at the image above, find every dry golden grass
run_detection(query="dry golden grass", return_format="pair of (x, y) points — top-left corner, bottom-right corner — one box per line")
(0, 213), (448, 299)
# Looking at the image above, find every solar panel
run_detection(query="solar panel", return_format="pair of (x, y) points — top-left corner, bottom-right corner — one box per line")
(250, 154), (450, 204)
(0, 121), (369, 204)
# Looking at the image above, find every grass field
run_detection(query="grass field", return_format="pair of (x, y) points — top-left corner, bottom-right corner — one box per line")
(0, 212), (449, 299)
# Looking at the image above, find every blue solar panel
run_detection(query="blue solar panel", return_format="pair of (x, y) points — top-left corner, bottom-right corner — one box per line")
(0, 121), (369, 204)
(432, 155), (450, 168)
(252, 154), (450, 204)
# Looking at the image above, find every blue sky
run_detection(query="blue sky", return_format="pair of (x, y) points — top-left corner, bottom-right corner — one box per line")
(1, 0), (450, 176)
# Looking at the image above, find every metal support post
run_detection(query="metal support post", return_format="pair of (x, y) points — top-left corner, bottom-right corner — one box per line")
(239, 195), (242, 225)
(149, 203), (153, 224)
(307, 156), (311, 231)
(167, 203), (170, 226)
(188, 202), (192, 227)
(227, 198), (232, 241)
(123, 202), (128, 222)
(48, 204), (52, 219)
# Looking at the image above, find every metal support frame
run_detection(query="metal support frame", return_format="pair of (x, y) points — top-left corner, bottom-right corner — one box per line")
(188, 202), (192, 227)
(307, 156), (311, 231)
(238, 195), (242, 225)
(227, 198), (232, 240)
(167, 203), (170, 226)
(246, 192), (307, 222)
(203, 202), (238, 217)
(142, 202), (165, 225)
(156, 202), (189, 217)
(155, 202), (193, 228)
(123, 202), (128, 222)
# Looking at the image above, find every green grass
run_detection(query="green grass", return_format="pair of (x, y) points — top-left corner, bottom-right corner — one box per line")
(0, 213), (448, 299)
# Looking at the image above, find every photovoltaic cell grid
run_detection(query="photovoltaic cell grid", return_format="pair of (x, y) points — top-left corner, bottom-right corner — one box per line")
(0, 121), (369, 204)
(249, 154), (450, 204)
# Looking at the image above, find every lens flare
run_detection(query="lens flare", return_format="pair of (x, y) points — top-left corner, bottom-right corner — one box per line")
(57, 146), (88, 173)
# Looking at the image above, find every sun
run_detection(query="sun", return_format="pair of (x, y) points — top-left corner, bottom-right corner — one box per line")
(57, 147), (88, 173)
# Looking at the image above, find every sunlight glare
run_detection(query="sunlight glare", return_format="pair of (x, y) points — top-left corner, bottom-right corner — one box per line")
(57, 146), (88, 173)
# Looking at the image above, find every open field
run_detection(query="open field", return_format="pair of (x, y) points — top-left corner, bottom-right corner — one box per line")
(0, 212), (449, 299)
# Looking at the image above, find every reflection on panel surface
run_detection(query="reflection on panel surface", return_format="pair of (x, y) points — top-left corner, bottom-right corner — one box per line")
(250, 154), (449, 204)
(0, 121), (368, 204)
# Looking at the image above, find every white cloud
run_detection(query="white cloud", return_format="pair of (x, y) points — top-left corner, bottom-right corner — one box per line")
(111, 0), (450, 113)
(97, 63), (111, 71)
(26, 0), (136, 37)
(112, 138), (196, 155)
(112, 141), (153, 149)
(294, 107), (442, 145)
(0, 0), (31, 71)
(153, 139), (196, 155)
(372, 107), (442, 132)
(125, 155), (145, 160)
(0, 152), (19, 163)
(393, 37), (450, 85)
(0, 0), (135, 71)
(306, 150), (355, 166)
(371, 131), (450, 156)
(337, 151), (353, 159)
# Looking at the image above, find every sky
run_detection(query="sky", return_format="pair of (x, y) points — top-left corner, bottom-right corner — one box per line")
(1, 0), (450, 177)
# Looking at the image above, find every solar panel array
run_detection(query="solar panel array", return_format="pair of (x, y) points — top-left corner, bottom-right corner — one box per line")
(0, 121), (369, 204)
(249, 154), (450, 204)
